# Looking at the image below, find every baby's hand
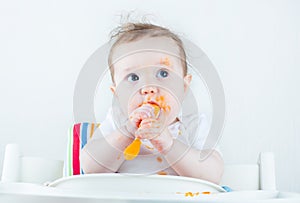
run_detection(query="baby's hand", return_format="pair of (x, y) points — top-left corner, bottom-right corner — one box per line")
(135, 118), (164, 140)
(128, 104), (173, 153)
(128, 104), (158, 128)
(123, 104), (155, 137)
(136, 113), (173, 154)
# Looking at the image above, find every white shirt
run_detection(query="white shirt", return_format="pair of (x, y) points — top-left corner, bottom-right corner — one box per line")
(94, 108), (220, 175)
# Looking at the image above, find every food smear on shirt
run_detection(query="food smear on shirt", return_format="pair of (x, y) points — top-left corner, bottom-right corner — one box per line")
(123, 138), (141, 160)
(157, 171), (168, 175)
(156, 156), (163, 163)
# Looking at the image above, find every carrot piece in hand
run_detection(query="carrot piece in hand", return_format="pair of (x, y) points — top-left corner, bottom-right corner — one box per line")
(123, 138), (142, 160)
(124, 102), (162, 160)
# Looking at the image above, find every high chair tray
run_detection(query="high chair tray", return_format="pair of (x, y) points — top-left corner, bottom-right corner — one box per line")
(2, 181), (299, 202)
(48, 173), (226, 194)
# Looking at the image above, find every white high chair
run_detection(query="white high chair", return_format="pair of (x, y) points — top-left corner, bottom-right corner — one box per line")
(1, 143), (276, 191)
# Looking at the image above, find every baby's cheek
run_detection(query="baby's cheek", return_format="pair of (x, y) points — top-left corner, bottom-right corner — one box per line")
(164, 99), (180, 123)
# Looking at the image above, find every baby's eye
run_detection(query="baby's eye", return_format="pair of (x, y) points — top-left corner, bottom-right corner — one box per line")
(127, 73), (139, 82)
(156, 69), (169, 78)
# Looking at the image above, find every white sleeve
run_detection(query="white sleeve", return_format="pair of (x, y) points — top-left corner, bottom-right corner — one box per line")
(187, 113), (210, 150)
(185, 113), (222, 156)
(93, 108), (116, 139)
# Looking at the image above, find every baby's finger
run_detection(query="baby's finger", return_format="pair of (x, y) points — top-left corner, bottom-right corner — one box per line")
(135, 127), (160, 139)
(139, 119), (155, 127)
(130, 110), (151, 123)
(136, 131), (157, 140)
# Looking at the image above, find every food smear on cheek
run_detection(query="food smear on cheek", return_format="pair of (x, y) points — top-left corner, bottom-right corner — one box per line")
(155, 96), (171, 112)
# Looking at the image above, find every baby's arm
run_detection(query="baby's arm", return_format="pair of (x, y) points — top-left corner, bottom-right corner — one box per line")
(134, 107), (223, 184)
(136, 118), (223, 183)
(161, 129), (224, 184)
(80, 130), (133, 173)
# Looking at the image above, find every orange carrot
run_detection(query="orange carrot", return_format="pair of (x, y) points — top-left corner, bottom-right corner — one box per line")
(123, 138), (141, 160)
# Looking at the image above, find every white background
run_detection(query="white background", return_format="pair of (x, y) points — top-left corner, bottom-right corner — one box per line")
(0, 0), (299, 192)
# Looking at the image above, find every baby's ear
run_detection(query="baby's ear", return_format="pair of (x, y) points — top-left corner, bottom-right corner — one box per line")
(110, 85), (116, 94)
(184, 74), (192, 91)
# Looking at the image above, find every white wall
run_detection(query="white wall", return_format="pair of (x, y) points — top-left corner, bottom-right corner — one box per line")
(0, 0), (299, 192)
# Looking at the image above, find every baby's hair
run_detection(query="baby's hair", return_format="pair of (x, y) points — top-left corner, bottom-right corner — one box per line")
(108, 21), (187, 83)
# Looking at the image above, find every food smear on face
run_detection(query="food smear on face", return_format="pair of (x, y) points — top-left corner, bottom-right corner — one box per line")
(143, 95), (171, 113)
(160, 57), (171, 67)
(123, 138), (141, 160)
(155, 96), (171, 112)
(150, 103), (160, 117)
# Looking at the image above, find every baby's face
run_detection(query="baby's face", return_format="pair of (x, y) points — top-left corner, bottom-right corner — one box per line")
(111, 37), (191, 125)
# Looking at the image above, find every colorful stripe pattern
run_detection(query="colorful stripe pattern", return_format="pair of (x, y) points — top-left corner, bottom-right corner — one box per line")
(64, 122), (100, 176)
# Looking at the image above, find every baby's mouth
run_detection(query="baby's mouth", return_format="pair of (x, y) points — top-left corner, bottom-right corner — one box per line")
(145, 100), (160, 108)
(138, 97), (161, 108)
(137, 95), (170, 113)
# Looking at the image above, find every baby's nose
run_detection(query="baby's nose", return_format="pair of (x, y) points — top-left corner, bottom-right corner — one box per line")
(140, 86), (158, 95)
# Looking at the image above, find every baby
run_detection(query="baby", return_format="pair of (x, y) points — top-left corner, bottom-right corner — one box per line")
(80, 23), (224, 184)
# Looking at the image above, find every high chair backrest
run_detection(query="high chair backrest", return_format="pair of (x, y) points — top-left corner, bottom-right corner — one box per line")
(64, 123), (101, 176)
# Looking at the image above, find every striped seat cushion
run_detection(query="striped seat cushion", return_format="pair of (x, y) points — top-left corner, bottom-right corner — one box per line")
(64, 122), (100, 176)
